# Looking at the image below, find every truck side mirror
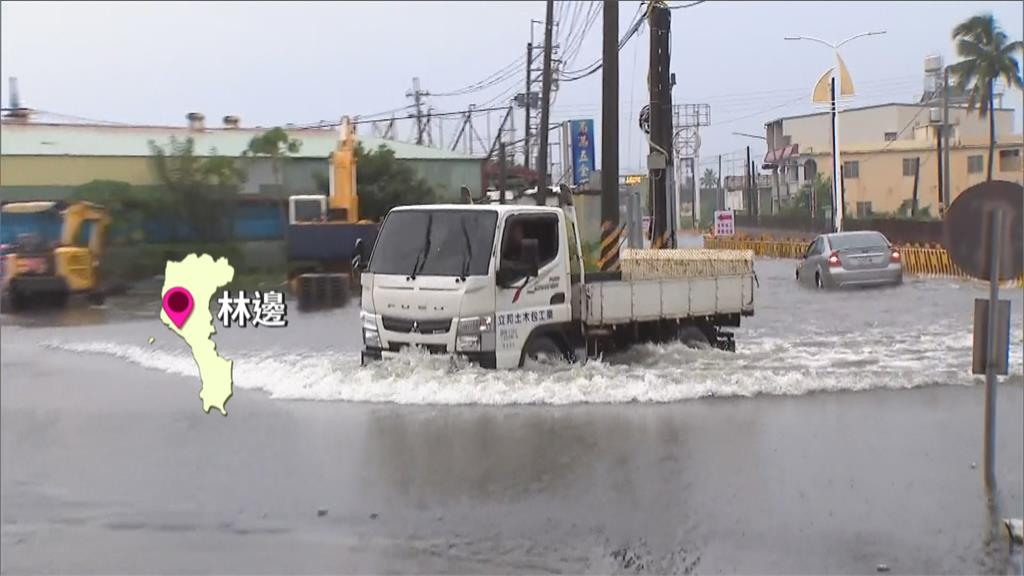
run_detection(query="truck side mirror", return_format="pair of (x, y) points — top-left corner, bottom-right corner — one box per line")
(352, 238), (367, 271)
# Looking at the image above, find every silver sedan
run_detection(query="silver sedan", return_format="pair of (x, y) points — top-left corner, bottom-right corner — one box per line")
(796, 231), (903, 289)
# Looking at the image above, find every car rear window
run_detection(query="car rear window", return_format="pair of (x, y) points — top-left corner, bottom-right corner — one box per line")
(829, 232), (889, 250)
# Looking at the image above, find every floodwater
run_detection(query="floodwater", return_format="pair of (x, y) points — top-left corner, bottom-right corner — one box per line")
(2, 259), (1023, 574)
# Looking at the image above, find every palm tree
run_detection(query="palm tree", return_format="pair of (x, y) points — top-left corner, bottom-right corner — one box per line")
(700, 168), (718, 190)
(950, 13), (1023, 181)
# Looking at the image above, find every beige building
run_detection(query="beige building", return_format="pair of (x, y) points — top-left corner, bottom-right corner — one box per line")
(763, 102), (1022, 215)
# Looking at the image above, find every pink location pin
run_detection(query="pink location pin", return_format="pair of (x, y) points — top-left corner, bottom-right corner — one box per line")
(163, 286), (194, 329)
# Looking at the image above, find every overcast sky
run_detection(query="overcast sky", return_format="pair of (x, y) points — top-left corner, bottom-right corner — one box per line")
(2, 1), (1022, 179)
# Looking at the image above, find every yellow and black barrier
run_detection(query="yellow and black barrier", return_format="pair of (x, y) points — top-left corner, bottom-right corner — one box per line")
(703, 235), (1024, 286)
(598, 221), (626, 272)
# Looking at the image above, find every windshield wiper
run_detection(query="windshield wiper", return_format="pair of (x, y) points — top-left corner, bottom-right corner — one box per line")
(458, 217), (473, 281)
(410, 214), (433, 279)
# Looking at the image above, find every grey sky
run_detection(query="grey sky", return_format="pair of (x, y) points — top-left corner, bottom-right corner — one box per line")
(2, 0), (1022, 180)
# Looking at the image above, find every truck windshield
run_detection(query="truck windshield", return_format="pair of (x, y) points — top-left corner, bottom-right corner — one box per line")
(0, 211), (63, 246)
(369, 210), (498, 277)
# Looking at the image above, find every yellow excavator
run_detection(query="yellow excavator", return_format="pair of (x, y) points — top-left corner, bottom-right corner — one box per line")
(286, 116), (378, 310)
(1, 201), (110, 310)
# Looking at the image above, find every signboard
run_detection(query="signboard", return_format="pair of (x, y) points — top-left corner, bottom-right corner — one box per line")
(621, 174), (645, 186)
(714, 210), (735, 237)
(943, 180), (1023, 281)
(569, 119), (595, 186)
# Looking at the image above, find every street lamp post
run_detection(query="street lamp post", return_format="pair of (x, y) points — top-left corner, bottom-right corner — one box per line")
(785, 31), (885, 232)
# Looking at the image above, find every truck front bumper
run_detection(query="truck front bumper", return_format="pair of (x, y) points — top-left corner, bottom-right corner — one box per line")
(361, 347), (496, 369)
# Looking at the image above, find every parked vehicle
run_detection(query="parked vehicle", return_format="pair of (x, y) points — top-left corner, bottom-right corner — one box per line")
(1, 201), (110, 310)
(357, 192), (755, 369)
(795, 231), (903, 290)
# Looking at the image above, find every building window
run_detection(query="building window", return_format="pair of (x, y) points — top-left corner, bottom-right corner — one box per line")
(902, 157), (919, 177)
(999, 149), (1022, 173)
(856, 201), (873, 218)
(967, 154), (984, 174)
(884, 132), (898, 141)
(843, 160), (859, 179)
(787, 163), (799, 183)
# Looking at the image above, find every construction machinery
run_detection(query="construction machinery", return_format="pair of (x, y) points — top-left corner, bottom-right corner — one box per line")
(1, 201), (110, 310)
(286, 116), (378, 310)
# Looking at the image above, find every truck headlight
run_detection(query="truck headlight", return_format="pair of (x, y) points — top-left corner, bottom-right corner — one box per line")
(361, 311), (379, 330)
(363, 328), (382, 348)
(456, 334), (480, 352)
(458, 315), (494, 334)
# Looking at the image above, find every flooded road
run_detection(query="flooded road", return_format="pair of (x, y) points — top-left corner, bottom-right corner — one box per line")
(3, 259), (1023, 573)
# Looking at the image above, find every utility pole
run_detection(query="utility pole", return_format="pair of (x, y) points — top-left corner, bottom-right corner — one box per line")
(829, 76), (841, 232)
(406, 77), (429, 146)
(536, 0), (555, 202)
(745, 146), (752, 216)
(648, 1), (674, 248)
(599, 0), (620, 271)
(942, 66), (951, 214)
(499, 142), (508, 205)
(936, 123), (944, 213)
(524, 42), (534, 171)
(718, 154), (723, 210)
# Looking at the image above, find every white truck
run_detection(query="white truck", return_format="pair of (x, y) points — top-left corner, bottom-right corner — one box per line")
(356, 198), (754, 369)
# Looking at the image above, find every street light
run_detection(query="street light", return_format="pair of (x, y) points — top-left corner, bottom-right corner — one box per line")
(786, 30), (886, 232)
(732, 131), (766, 141)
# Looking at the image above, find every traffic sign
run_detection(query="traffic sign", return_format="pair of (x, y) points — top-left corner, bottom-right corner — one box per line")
(943, 180), (1023, 281)
(714, 210), (735, 237)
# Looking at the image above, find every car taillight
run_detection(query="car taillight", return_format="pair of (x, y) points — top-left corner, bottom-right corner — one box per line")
(827, 251), (842, 268)
(890, 249), (901, 263)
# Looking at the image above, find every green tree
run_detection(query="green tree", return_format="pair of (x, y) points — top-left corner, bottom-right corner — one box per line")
(356, 144), (436, 220)
(700, 168), (717, 190)
(149, 137), (244, 241)
(244, 127), (302, 187)
(950, 13), (1023, 181)
(70, 180), (163, 244)
(782, 173), (832, 219)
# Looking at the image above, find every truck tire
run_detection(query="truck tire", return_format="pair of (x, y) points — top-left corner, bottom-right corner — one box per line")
(521, 335), (566, 367)
(677, 324), (710, 349)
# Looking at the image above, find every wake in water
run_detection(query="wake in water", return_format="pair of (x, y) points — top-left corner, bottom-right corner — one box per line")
(43, 320), (1023, 405)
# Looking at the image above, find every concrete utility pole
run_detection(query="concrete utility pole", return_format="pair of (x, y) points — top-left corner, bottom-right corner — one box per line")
(599, 0), (620, 270)
(942, 66), (951, 213)
(406, 77), (429, 146)
(718, 154), (723, 210)
(648, 1), (674, 248)
(536, 0), (555, 201)
(525, 42), (534, 171)
(745, 146), (752, 216)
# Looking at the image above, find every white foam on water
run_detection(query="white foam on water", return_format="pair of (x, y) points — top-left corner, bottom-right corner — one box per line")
(43, 322), (1023, 405)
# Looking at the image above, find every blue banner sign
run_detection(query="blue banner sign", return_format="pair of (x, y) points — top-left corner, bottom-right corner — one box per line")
(569, 119), (595, 186)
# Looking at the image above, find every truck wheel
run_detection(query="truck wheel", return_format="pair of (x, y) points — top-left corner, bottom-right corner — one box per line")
(521, 335), (566, 367)
(87, 291), (106, 306)
(677, 324), (710, 349)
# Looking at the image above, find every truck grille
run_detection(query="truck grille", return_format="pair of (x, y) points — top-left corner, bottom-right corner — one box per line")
(381, 316), (452, 334)
(389, 342), (448, 354)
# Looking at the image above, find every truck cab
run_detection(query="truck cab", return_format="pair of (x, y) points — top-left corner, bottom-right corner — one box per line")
(359, 204), (577, 369)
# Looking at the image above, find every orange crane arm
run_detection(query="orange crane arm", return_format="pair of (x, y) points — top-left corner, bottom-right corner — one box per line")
(328, 116), (359, 222)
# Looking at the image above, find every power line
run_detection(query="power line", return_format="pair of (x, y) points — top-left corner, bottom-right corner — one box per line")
(559, 2), (647, 82)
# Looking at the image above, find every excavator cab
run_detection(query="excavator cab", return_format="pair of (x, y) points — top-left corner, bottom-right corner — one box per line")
(1, 201), (110, 310)
(286, 117), (378, 310)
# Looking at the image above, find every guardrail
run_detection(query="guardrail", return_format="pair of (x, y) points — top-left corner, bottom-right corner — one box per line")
(704, 235), (1024, 286)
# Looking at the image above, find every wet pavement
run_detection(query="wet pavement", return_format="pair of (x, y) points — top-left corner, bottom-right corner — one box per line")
(2, 259), (1023, 574)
